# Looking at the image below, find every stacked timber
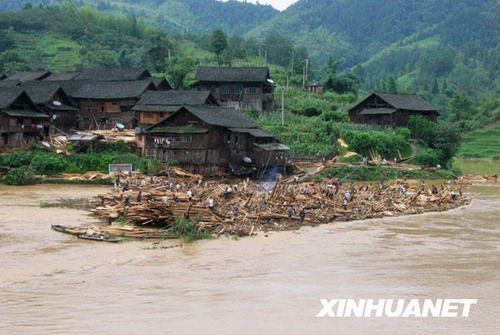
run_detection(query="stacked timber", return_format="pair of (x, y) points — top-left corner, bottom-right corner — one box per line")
(89, 172), (471, 237)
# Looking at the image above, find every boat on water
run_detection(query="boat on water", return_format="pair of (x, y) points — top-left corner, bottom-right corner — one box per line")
(77, 234), (122, 243)
(51, 225), (122, 243)
(51, 224), (84, 236)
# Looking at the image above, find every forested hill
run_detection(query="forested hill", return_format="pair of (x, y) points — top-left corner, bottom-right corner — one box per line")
(248, 0), (499, 99)
(249, 0), (498, 66)
(1, 0), (498, 102)
(0, 0), (278, 36)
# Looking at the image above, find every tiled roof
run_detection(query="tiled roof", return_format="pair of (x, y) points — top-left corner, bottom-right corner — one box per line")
(195, 67), (270, 83)
(73, 80), (155, 99)
(75, 68), (151, 81)
(132, 90), (216, 112)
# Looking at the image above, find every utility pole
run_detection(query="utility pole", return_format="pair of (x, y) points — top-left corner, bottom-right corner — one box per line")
(281, 87), (285, 126)
(302, 62), (306, 90)
(305, 58), (309, 87)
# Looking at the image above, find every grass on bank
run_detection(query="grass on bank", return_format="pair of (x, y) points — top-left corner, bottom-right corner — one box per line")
(454, 158), (500, 175)
(458, 124), (500, 159)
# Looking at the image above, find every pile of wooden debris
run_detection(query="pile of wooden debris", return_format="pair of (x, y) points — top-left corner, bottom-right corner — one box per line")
(87, 171), (470, 238)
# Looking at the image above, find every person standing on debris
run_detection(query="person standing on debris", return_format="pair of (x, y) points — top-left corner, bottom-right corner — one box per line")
(344, 191), (351, 203)
(379, 180), (385, 190)
(123, 182), (129, 192)
(288, 206), (296, 218)
(299, 208), (306, 223)
(350, 181), (355, 194)
(187, 189), (193, 202)
(137, 190), (142, 202)
(421, 180), (426, 192)
(224, 186), (233, 197)
(431, 184), (439, 195)
(208, 198), (214, 210)
(343, 191), (351, 210)
(114, 175), (121, 190)
(233, 207), (239, 218)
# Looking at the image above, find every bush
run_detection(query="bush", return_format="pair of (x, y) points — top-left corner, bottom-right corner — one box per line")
(168, 216), (212, 242)
(411, 148), (442, 167)
(31, 153), (68, 175)
(3, 167), (37, 185)
(343, 130), (409, 159)
(0, 151), (33, 168)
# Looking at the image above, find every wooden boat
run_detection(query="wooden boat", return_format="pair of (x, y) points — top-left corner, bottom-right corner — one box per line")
(51, 224), (85, 236)
(77, 234), (122, 243)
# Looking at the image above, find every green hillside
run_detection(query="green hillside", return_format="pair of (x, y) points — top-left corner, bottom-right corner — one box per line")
(459, 124), (500, 159)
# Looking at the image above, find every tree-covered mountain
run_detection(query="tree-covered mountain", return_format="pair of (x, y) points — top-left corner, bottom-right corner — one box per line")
(1, 0), (498, 104)
(0, 0), (278, 36)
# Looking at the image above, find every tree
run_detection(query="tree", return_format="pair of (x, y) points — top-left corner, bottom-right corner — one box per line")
(0, 50), (29, 73)
(386, 77), (398, 93)
(147, 30), (173, 72)
(210, 29), (228, 66)
(432, 124), (462, 167)
(0, 30), (14, 53)
(448, 93), (475, 128)
(165, 56), (195, 89)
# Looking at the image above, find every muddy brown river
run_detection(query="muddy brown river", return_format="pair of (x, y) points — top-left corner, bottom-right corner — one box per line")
(0, 184), (499, 334)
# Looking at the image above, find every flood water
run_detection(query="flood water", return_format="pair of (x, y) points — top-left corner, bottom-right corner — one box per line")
(0, 184), (499, 334)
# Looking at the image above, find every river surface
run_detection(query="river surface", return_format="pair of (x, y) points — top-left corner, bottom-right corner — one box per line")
(0, 184), (499, 334)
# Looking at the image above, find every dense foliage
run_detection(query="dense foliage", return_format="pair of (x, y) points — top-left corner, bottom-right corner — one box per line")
(408, 116), (463, 167)
(0, 146), (162, 185)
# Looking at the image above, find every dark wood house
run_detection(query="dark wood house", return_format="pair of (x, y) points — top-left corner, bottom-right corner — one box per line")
(133, 90), (218, 127)
(0, 88), (49, 147)
(73, 80), (156, 130)
(349, 92), (439, 127)
(22, 82), (79, 131)
(143, 106), (289, 175)
(194, 67), (274, 113)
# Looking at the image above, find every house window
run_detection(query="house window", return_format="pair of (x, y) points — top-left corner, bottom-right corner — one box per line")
(180, 136), (192, 143)
(248, 87), (257, 94)
(221, 86), (230, 94)
(224, 133), (231, 143)
(234, 85), (242, 94)
(233, 135), (239, 144)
